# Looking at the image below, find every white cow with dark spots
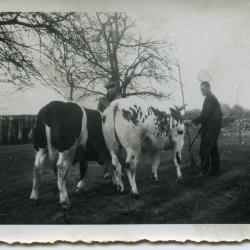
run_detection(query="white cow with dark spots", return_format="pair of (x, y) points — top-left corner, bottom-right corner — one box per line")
(102, 97), (185, 196)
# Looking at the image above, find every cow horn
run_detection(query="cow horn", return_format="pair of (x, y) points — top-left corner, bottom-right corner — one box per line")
(174, 104), (186, 112)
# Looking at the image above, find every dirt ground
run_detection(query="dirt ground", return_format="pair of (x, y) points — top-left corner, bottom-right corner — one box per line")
(0, 133), (250, 224)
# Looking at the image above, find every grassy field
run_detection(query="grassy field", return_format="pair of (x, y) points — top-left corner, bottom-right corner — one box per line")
(0, 132), (250, 224)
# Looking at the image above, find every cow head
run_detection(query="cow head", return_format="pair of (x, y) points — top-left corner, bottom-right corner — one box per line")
(169, 108), (185, 136)
(163, 107), (185, 151)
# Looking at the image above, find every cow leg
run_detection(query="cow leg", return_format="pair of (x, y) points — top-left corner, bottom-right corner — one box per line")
(57, 151), (71, 209)
(30, 149), (47, 201)
(115, 161), (124, 193)
(125, 150), (139, 196)
(108, 162), (118, 186)
(76, 160), (88, 193)
(103, 161), (116, 184)
(110, 152), (124, 193)
(174, 150), (182, 181)
(151, 151), (160, 183)
(103, 164), (111, 179)
(125, 167), (138, 196)
(45, 125), (57, 174)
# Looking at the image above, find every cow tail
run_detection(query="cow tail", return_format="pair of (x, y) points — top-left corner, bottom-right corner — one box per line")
(113, 104), (121, 147)
(103, 102), (121, 154)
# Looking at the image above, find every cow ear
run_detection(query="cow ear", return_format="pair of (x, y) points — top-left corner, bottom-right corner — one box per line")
(170, 108), (179, 121)
(170, 108), (183, 122)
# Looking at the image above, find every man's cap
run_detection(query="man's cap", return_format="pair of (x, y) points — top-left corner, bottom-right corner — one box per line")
(200, 81), (211, 89)
(105, 80), (116, 88)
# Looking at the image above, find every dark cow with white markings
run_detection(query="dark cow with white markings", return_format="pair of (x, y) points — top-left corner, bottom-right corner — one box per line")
(102, 97), (185, 196)
(30, 101), (112, 209)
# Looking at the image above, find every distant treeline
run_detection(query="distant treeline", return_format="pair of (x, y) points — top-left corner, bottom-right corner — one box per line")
(0, 115), (36, 145)
(220, 103), (250, 119)
(184, 104), (250, 120)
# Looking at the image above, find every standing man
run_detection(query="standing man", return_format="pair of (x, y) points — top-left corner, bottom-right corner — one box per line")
(98, 80), (119, 112)
(190, 81), (222, 176)
(77, 80), (119, 186)
(98, 79), (120, 178)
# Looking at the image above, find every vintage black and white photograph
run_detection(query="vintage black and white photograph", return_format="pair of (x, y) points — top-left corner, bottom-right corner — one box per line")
(0, 0), (250, 242)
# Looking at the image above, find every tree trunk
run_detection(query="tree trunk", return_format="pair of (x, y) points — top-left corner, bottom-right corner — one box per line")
(238, 121), (242, 144)
(67, 72), (74, 101)
(70, 86), (73, 101)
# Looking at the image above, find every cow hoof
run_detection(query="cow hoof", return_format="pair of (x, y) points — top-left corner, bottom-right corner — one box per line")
(176, 178), (182, 183)
(153, 179), (159, 185)
(60, 202), (70, 211)
(117, 185), (124, 193)
(103, 172), (111, 179)
(151, 174), (159, 184)
(130, 191), (139, 199)
(75, 188), (86, 194)
(30, 199), (41, 207)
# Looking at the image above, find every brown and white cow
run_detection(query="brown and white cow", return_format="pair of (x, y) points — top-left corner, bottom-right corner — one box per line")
(102, 97), (185, 196)
(30, 101), (112, 209)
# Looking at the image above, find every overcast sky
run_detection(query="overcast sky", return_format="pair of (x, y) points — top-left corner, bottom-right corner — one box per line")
(126, 0), (250, 110)
(1, 0), (250, 113)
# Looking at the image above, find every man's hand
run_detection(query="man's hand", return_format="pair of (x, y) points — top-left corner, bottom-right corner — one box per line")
(184, 119), (193, 126)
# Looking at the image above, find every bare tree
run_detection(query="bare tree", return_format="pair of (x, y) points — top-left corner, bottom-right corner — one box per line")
(63, 12), (173, 100)
(0, 12), (73, 87)
(41, 37), (105, 102)
(41, 41), (82, 101)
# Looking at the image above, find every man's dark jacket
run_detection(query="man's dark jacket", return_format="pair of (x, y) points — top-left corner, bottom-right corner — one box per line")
(192, 93), (222, 133)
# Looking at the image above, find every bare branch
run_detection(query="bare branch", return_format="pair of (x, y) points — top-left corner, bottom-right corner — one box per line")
(125, 91), (170, 99)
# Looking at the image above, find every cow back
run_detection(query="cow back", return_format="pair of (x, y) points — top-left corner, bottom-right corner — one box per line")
(50, 102), (83, 152)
